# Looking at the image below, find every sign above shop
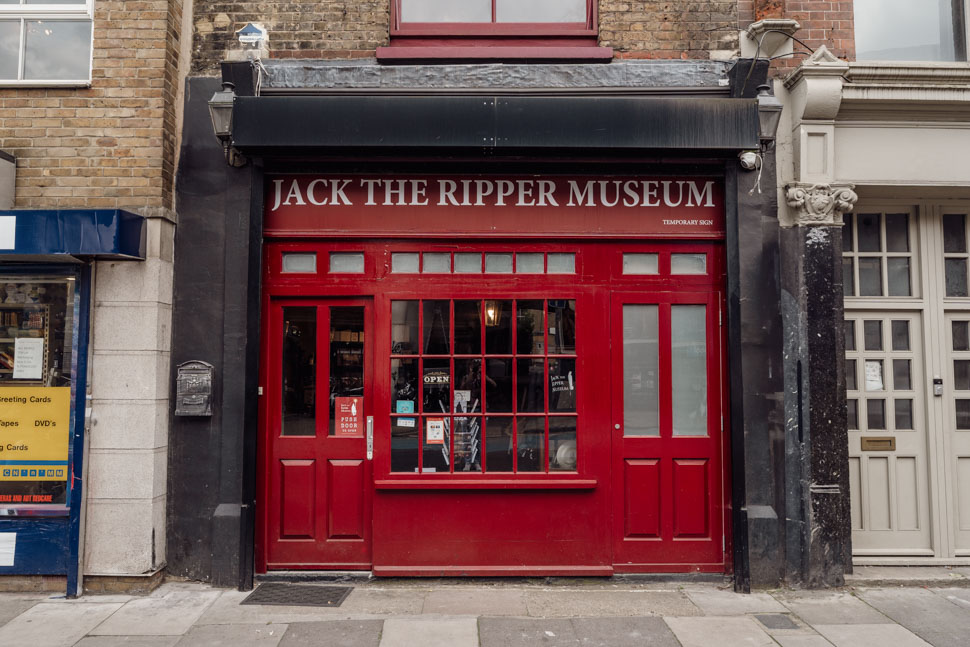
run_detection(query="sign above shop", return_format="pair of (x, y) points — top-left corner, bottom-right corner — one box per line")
(265, 175), (725, 239)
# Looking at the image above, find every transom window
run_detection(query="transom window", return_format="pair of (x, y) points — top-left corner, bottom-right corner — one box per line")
(390, 298), (577, 474)
(399, 0), (588, 26)
(843, 212), (916, 298)
(0, 0), (93, 84)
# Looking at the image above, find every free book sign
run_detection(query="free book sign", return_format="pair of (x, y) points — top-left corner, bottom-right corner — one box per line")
(265, 175), (725, 238)
(334, 397), (363, 437)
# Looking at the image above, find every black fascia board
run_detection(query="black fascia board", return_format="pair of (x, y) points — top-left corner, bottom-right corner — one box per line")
(232, 95), (759, 155)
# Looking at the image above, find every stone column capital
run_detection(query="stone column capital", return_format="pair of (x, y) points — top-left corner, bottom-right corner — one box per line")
(785, 182), (858, 226)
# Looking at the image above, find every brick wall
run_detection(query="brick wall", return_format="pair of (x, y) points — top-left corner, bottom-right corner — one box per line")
(601, 1), (740, 59)
(738, 0), (855, 69)
(0, 0), (184, 211)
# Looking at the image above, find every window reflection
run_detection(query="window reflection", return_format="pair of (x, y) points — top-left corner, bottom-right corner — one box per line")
(281, 306), (315, 437)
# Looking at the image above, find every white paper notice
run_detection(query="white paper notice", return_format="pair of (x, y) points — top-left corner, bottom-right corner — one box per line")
(864, 360), (884, 391)
(0, 533), (15, 567)
(0, 215), (14, 250)
(12, 337), (44, 380)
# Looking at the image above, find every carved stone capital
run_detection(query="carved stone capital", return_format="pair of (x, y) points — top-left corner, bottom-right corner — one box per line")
(785, 182), (858, 226)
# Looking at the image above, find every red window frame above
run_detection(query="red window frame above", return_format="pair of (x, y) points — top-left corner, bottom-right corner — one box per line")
(377, 0), (612, 62)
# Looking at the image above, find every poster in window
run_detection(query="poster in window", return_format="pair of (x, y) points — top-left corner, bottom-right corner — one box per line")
(549, 358), (576, 412)
(0, 386), (71, 507)
(426, 418), (445, 445)
(334, 397), (363, 437)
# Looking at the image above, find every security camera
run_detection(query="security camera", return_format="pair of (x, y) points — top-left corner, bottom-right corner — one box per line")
(738, 151), (760, 171)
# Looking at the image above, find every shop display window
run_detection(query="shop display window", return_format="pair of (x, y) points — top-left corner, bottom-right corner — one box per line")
(390, 298), (577, 474)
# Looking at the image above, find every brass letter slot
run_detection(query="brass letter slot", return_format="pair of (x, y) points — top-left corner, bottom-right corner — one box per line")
(861, 437), (896, 452)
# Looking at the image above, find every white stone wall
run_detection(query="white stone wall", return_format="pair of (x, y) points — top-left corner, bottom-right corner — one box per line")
(84, 218), (174, 575)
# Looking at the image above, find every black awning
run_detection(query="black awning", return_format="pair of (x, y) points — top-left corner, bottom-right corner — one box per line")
(232, 95), (759, 156)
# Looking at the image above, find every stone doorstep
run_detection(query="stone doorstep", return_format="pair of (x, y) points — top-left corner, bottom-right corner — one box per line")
(846, 567), (970, 589)
(82, 568), (166, 595)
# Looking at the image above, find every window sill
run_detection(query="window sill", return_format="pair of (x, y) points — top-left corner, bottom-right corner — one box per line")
(377, 45), (613, 63)
(374, 477), (596, 490)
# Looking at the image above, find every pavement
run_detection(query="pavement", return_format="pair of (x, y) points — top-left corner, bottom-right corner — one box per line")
(1, 568), (970, 646)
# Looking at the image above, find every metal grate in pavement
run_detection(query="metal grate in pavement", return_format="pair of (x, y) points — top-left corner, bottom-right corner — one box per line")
(241, 582), (353, 607)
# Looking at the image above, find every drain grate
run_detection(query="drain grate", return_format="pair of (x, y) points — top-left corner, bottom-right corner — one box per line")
(241, 583), (353, 607)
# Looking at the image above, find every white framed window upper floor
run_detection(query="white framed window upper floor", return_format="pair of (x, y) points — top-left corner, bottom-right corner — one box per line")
(854, 0), (968, 62)
(0, 0), (94, 86)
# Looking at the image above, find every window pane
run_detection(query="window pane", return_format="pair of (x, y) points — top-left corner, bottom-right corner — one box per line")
(423, 416), (450, 473)
(955, 360), (970, 390)
(454, 300), (482, 355)
(391, 418), (419, 472)
(846, 359), (857, 391)
(0, 22), (20, 80)
(282, 306), (315, 436)
(516, 417), (545, 472)
(496, 0), (587, 22)
(391, 358), (418, 414)
(548, 300), (576, 354)
(886, 258), (911, 297)
(857, 214), (881, 252)
(329, 307), (364, 436)
(423, 359), (450, 415)
(548, 358), (576, 412)
(854, 0), (965, 61)
(329, 252), (364, 273)
(484, 300), (512, 354)
(895, 399), (914, 430)
(671, 305), (708, 436)
(547, 253), (575, 274)
(455, 253), (482, 273)
(391, 300), (419, 354)
(485, 358), (513, 413)
(843, 258), (855, 297)
(845, 320), (856, 351)
(958, 400), (970, 430)
(944, 214), (968, 253)
(885, 213), (910, 252)
(401, 0), (491, 22)
(453, 417), (482, 472)
(454, 358), (482, 413)
(867, 399), (886, 430)
(549, 417), (577, 472)
(423, 300), (450, 354)
(391, 252), (419, 273)
(891, 320), (910, 351)
(847, 399), (859, 429)
(24, 20), (91, 81)
(423, 252), (450, 273)
(516, 253), (543, 273)
(623, 253), (659, 275)
(671, 253), (707, 274)
(946, 258), (968, 297)
(516, 358), (544, 412)
(954, 321), (970, 351)
(893, 359), (911, 391)
(282, 252), (316, 273)
(485, 417), (514, 472)
(485, 253), (512, 273)
(843, 214), (854, 252)
(864, 320), (882, 351)
(624, 305), (659, 436)
(858, 258), (883, 296)
(516, 300), (545, 354)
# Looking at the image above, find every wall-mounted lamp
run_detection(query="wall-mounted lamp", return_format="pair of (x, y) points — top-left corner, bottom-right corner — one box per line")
(208, 81), (247, 167)
(757, 84), (783, 151)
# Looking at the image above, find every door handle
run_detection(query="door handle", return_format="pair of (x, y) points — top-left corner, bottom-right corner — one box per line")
(366, 416), (374, 460)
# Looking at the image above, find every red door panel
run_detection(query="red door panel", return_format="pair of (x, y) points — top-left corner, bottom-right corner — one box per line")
(328, 459), (365, 539)
(673, 459), (710, 537)
(280, 459), (315, 539)
(624, 459), (661, 538)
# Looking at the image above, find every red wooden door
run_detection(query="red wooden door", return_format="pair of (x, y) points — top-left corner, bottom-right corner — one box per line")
(262, 298), (374, 569)
(611, 289), (726, 571)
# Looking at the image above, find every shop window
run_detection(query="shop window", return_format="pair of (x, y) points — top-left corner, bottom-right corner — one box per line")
(842, 212), (916, 298)
(390, 298), (577, 474)
(0, 0), (94, 85)
(854, 0), (967, 61)
(943, 213), (970, 297)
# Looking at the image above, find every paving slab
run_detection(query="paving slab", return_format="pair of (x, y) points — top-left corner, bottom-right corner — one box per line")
(196, 590), (351, 625)
(76, 637), (181, 647)
(279, 620), (383, 647)
(932, 587), (970, 610)
(89, 588), (221, 636)
(847, 567), (970, 587)
(813, 623), (931, 647)
(525, 590), (699, 617)
(684, 588), (786, 615)
(379, 617), (478, 647)
(0, 596), (42, 626)
(772, 636), (834, 647)
(174, 623), (288, 647)
(422, 589), (526, 616)
(341, 588), (426, 615)
(0, 601), (124, 647)
(479, 618), (579, 646)
(856, 587), (970, 647)
(664, 616), (775, 647)
(571, 617), (682, 646)
(776, 591), (890, 625)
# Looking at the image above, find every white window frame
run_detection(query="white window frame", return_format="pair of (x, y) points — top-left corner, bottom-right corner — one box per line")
(853, 0), (969, 63)
(0, 0), (95, 86)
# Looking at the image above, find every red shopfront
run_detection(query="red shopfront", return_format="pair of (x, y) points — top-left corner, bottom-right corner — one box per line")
(257, 174), (731, 575)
